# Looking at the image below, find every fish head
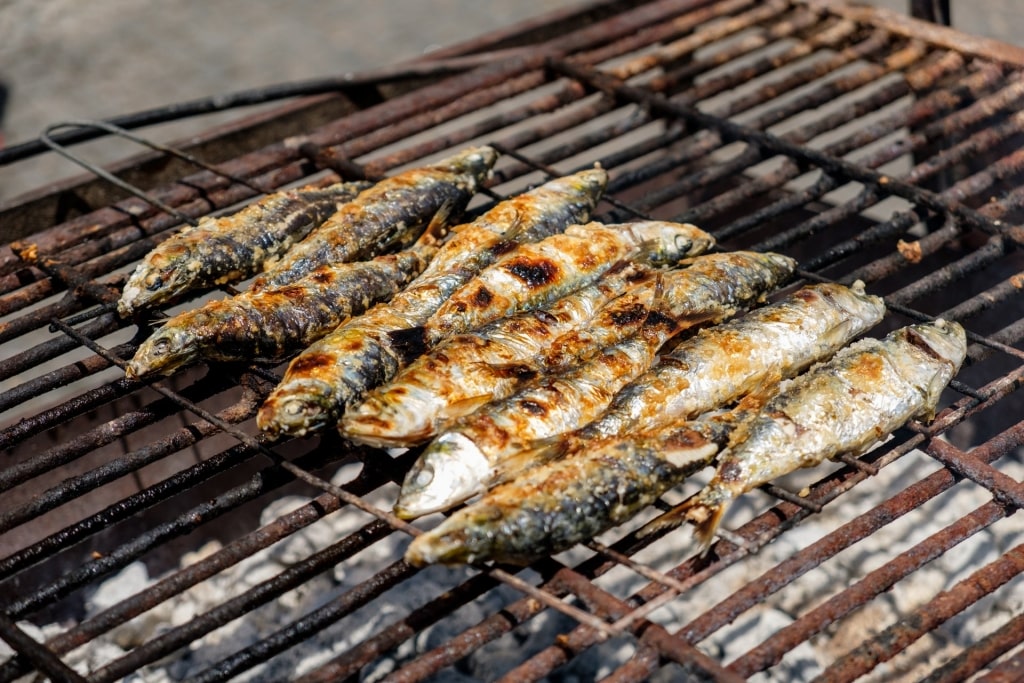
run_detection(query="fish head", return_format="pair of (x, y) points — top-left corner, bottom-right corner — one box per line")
(257, 379), (337, 438)
(118, 243), (201, 317)
(628, 221), (716, 265)
(340, 391), (436, 448)
(126, 323), (199, 379)
(563, 167), (609, 202)
(394, 432), (491, 519)
(763, 252), (799, 279)
(438, 146), (500, 186)
(821, 280), (887, 330)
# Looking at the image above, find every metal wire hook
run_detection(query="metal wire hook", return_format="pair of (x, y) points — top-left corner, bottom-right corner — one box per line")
(39, 119), (270, 227)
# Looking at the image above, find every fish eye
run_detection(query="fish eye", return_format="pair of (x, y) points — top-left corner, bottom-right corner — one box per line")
(144, 274), (164, 290)
(674, 234), (689, 250)
(412, 462), (435, 488)
(153, 338), (171, 356)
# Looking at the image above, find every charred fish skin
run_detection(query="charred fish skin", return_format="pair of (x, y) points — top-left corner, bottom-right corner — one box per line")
(255, 170), (609, 438)
(404, 422), (729, 566)
(125, 235), (439, 379)
(341, 262), (656, 448)
(542, 251), (797, 370)
(118, 180), (370, 317)
(423, 221), (716, 344)
(252, 146), (498, 291)
(683, 319), (967, 546)
(579, 281), (887, 442)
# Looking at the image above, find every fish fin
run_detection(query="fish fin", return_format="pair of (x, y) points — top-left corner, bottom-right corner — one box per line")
(637, 490), (728, 553)
(822, 318), (855, 350)
(417, 199), (456, 247)
(387, 327), (429, 364)
(437, 394), (494, 422)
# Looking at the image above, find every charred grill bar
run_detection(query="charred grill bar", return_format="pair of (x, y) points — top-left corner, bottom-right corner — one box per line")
(2, 0), (1024, 680)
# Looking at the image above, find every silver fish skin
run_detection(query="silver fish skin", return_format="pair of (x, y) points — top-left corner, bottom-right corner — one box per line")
(393, 253), (796, 518)
(255, 170), (609, 438)
(125, 231), (440, 379)
(118, 180), (370, 316)
(251, 146), (498, 291)
(681, 319), (967, 547)
(404, 420), (732, 566)
(578, 281), (887, 442)
(542, 251), (797, 370)
(341, 262), (656, 448)
(423, 221), (716, 345)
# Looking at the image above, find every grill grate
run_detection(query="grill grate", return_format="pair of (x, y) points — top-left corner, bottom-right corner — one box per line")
(2, 0), (1023, 680)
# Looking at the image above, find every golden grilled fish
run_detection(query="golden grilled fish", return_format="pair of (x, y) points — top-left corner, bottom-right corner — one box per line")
(125, 221), (444, 379)
(393, 253), (795, 518)
(255, 170), (609, 438)
(341, 262), (656, 448)
(251, 146), (497, 291)
(404, 419), (733, 566)
(577, 281), (887, 442)
(422, 220), (716, 345)
(674, 319), (967, 547)
(347, 251), (794, 449)
(118, 180), (370, 316)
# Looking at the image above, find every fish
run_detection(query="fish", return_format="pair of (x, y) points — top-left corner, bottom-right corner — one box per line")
(345, 251), (794, 449)
(117, 180), (371, 316)
(255, 169), (609, 438)
(393, 253), (795, 518)
(250, 146), (498, 291)
(541, 251), (797, 370)
(124, 219), (445, 379)
(340, 261), (656, 448)
(422, 220), (716, 345)
(672, 319), (967, 548)
(576, 281), (888, 442)
(404, 419), (734, 566)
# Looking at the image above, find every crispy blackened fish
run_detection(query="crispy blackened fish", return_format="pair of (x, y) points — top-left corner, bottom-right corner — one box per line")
(341, 262), (656, 447)
(255, 170), (609, 438)
(251, 146), (497, 291)
(423, 221), (715, 344)
(404, 420), (732, 566)
(578, 281), (887, 442)
(393, 252), (794, 518)
(125, 224), (443, 379)
(676, 319), (967, 547)
(118, 180), (370, 316)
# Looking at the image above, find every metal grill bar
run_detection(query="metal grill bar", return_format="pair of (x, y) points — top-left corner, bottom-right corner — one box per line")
(3, 1), (1024, 680)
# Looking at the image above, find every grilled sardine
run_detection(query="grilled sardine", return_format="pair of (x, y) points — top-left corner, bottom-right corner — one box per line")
(422, 221), (716, 344)
(251, 146), (497, 291)
(125, 224), (443, 379)
(578, 281), (887, 442)
(118, 180), (370, 316)
(255, 170), (608, 438)
(677, 319), (967, 547)
(404, 420), (732, 566)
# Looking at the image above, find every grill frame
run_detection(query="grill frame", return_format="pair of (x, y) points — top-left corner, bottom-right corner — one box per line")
(2, 1), (1024, 680)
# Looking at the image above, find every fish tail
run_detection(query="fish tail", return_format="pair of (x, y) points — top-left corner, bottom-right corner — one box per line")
(637, 488), (730, 552)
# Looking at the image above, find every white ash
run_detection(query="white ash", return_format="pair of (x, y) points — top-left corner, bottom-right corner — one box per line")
(2, 448), (1021, 681)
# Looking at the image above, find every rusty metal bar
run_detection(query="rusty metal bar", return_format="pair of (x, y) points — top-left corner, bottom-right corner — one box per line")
(816, 543), (1024, 683)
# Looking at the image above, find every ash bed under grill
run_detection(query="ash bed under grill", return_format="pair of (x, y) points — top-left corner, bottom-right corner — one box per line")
(2, 1), (1023, 680)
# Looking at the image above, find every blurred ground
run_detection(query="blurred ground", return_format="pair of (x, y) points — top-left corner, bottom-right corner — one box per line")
(0, 0), (1022, 202)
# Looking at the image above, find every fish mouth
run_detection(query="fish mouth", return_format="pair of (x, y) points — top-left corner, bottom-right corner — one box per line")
(257, 383), (335, 438)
